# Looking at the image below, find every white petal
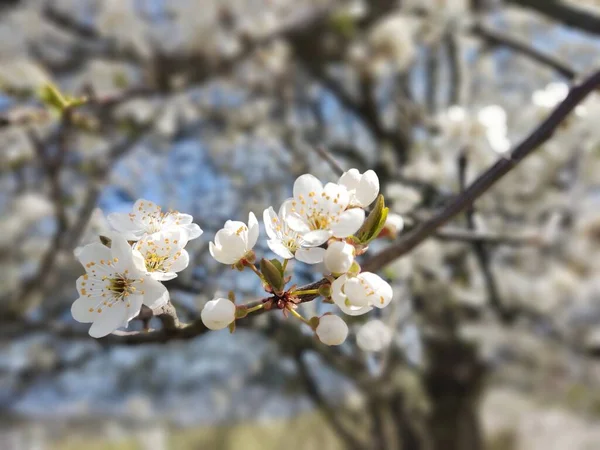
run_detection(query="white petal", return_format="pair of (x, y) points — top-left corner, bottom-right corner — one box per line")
(107, 212), (142, 240)
(88, 302), (128, 338)
(223, 220), (246, 231)
(337, 301), (372, 316)
(302, 230), (331, 246)
(331, 275), (348, 304)
(338, 168), (361, 191)
(141, 276), (169, 309)
(77, 243), (112, 267)
(169, 249), (189, 273)
(293, 174), (323, 200)
(71, 296), (97, 323)
(322, 182), (350, 214)
(356, 170), (379, 206)
(183, 223), (203, 240)
(331, 208), (365, 238)
(344, 277), (370, 307)
(109, 233), (136, 272)
(295, 247), (326, 264)
(150, 272), (178, 281)
(124, 294), (144, 324)
(175, 213), (193, 225)
(285, 213), (311, 234)
(247, 212), (259, 250)
(263, 207), (279, 240)
(316, 315), (348, 346)
(267, 239), (294, 259)
(131, 249), (148, 273)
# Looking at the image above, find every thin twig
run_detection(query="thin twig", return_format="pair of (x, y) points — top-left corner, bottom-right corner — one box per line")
(363, 68), (600, 272)
(472, 23), (577, 80)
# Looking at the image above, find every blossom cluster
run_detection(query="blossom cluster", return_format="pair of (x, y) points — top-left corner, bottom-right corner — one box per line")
(72, 169), (400, 346)
(71, 200), (202, 337)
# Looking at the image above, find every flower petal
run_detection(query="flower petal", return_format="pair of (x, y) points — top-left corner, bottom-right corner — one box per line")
(183, 222), (203, 240)
(71, 296), (98, 323)
(331, 275), (348, 305)
(356, 170), (379, 206)
(106, 212), (142, 240)
(293, 174), (323, 200)
(247, 212), (259, 249)
(88, 302), (128, 338)
(330, 208), (365, 238)
(263, 207), (279, 240)
(267, 239), (294, 259)
(76, 243), (112, 268)
(169, 248), (189, 273)
(141, 276), (169, 309)
(123, 294), (144, 324)
(109, 233), (137, 273)
(295, 247), (326, 264)
(302, 230), (331, 246)
(338, 168), (361, 191)
(150, 272), (178, 281)
(285, 213), (311, 234)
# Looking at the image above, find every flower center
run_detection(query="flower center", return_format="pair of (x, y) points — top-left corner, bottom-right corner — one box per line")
(145, 252), (169, 272)
(307, 212), (331, 231)
(106, 274), (136, 300)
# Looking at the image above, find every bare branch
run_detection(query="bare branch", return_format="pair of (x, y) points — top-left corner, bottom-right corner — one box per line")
(506, 0), (600, 37)
(362, 68), (600, 272)
(472, 23), (577, 79)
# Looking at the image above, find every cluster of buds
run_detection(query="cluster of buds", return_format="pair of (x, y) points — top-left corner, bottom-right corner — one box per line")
(72, 169), (401, 346)
(201, 169), (397, 346)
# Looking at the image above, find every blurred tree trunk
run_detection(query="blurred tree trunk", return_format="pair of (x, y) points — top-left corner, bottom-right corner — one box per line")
(361, 338), (485, 450)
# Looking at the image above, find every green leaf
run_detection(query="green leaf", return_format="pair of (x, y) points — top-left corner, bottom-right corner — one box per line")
(356, 195), (389, 244)
(99, 235), (112, 248)
(38, 83), (69, 112)
(260, 258), (284, 294)
(269, 259), (284, 277)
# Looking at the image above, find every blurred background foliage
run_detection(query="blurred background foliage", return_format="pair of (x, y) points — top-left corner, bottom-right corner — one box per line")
(1, 0), (600, 449)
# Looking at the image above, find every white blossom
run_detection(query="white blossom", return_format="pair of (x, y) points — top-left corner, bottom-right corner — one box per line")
(532, 82), (586, 117)
(107, 199), (203, 241)
(315, 314), (348, 346)
(324, 241), (355, 274)
(201, 298), (236, 330)
(284, 174), (365, 247)
(15, 193), (54, 223)
(383, 213), (404, 237)
(71, 234), (169, 338)
(331, 272), (393, 316)
(338, 169), (380, 208)
(532, 82), (568, 108)
(263, 205), (325, 264)
(368, 14), (417, 73)
(357, 320), (393, 352)
(209, 212), (259, 265)
(385, 184), (422, 213)
(477, 105), (511, 154)
(133, 230), (189, 281)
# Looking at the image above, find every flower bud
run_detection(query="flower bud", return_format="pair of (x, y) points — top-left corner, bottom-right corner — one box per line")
(338, 168), (380, 208)
(331, 272), (393, 316)
(315, 315), (348, 346)
(378, 213), (404, 240)
(324, 241), (355, 274)
(209, 212), (259, 265)
(201, 298), (236, 330)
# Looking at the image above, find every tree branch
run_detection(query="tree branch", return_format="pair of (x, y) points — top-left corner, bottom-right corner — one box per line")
(507, 0), (600, 37)
(362, 68), (600, 272)
(472, 23), (577, 79)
